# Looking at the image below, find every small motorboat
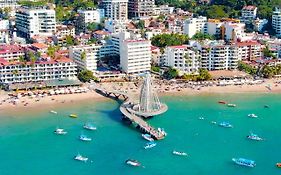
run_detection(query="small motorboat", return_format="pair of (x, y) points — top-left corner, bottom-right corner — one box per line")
(227, 104), (236, 107)
(264, 105), (269, 108)
(232, 158), (256, 167)
(125, 159), (141, 167)
(69, 114), (78, 118)
(54, 128), (67, 135)
(158, 128), (167, 136)
(79, 134), (92, 141)
(211, 121), (217, 124)
(219, 121), (233, 128)
(83, 123), (97, 130)
(74, 153), (88, 162)
(247, 133), (263, 141)
(276, 163), (281, 168)
(218, 100), (227, 104)
(248, 113), (258, 118)
(198, 117), (204, 120)
(173, 150), (188, 156)
(50, 110), (57, 114)
(142, 134), (154, 142)
(144, 142), (157, 149)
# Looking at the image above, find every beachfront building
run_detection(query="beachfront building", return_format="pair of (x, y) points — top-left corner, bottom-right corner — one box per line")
(15, 6), (56, 38)
(236, 41), (262, 61)
(76, 9), (105, 33)
(183, 16), (207, 38)
(101, 0), (128, 21)
(272, 7), (281, 37)
(192, 40), (239, 70)
(69, 45), (102, 72)
(128, 0), (155, 18)
(0, 44), (25, 61)
(0, 57), (77, 88)
(162, 45), (200, 74)
(120, 39), (151, 74)
(241, 5), (257, 23)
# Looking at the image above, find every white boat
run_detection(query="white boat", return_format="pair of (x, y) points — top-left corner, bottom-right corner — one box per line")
(211, 121), (217, 124)
(54, 128), (67, 135)
(232, 158), (256, 167)
(144, 142), (157, 149)
(125, 159), (141, 167)
(173, 150), (188, 156)
(74, 154), (88, 162)
(83, 123), (97, 131)
(198, 117), (204, 120)
(227, 104), (236, 107)
(248, 114), (258, 118)
(50, 110), (57, 114)
(247, 133), (263, 141)
(79, 134), (92, 141)
(142, 134), (154, 142)
(158, 128), (167, 136)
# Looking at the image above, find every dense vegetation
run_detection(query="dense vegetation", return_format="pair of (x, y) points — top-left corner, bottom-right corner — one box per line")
(237, 61), (257, 75)
(181, 68), (211, 81)
(192, 33), (215, 40)
(163, 67), (179, 79)
(77, 69), (97, 82)
(151, 33), (189, 48)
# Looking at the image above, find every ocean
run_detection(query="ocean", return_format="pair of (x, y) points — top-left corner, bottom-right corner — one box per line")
(0, 93), (280, 175)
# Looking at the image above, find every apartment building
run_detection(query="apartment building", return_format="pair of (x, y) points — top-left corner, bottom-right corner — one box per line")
(0, 44), (25, 61)
(53, 25), (75, 46)
(193, 40), (239, 70)
(0, 57), (77, 85)
(272, 7), (281, 36)
(241, 5), (257, 23)
(76, 9), (104, 33)
(128, 0), (155, 18)
(102, 0), (128, 21)
(163, 45), (199, 74)
(69, 45), (102, 72)
(15, 6), (56, 38)
(236, 41), (262, 61)
(120, 39), (151, 74)
(183, 16), (207, 38)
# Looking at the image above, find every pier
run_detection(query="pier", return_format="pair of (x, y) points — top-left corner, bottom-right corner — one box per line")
(90, 73), (168, 140)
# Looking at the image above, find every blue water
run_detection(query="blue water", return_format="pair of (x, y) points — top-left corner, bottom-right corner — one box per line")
(0, 94), (281, 175)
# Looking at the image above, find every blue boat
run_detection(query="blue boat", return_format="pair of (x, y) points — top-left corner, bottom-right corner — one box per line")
(219, 122), (233, 128)
(144, 142), (157, 149)
(232, 158), (256, 167)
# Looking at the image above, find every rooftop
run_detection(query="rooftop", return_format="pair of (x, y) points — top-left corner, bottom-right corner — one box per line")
(243, 5), (257, 11)
(0, 45), (24, 54)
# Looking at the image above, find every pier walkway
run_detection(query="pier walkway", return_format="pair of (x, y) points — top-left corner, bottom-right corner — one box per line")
(90, 84), (165, 140)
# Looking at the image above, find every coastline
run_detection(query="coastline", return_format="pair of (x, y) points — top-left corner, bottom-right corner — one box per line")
(1, 78), (281, 114)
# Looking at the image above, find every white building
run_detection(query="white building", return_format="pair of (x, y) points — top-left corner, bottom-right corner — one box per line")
(120, 39), (151, 74)
(0, 0), (19, 16)
(159, 5), (174, 15)
(15, 6), (56, 38)
(78, 9), (104, 24)
(222, 22), (246, 42)
(163, 45), (199, 74)
(236, 41), (262, 61)
(0, 19), (9, 30)
(253, 18), (268, 32)
(241, 5), (257, 23)
(128, 0), (155, 18)
(191, 40), (239, 70)
(0, 44), (25, 61)
(272, 7), (281, 36)
(183, 16), (207, 38)
(102, 0), (128, 21)
(207, 19), (223, 36)
(0, 57), (77, 85)
(69, 45), (102, 72)
(104, 19), (126, 33)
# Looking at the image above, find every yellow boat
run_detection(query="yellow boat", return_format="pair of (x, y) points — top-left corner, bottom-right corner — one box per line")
(69, 114), (78, 118)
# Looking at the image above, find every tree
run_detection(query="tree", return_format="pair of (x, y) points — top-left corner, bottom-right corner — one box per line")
(163, 67), (179, 79)
(136, 20), (145, 29)
(151, 66), (160, 72)
(87, 22), (99, 31)
(47, 46), (57, 58)
(77, 69), (96, 82)
(192, 32), (215, 40)
(263, 46), (276, 59)
(81, 51), (86, 60)
(151, 33), (189, 48)
(238, 61), (257, 75)
(197, 68), (211, 81)
(66, 35), (75, 46)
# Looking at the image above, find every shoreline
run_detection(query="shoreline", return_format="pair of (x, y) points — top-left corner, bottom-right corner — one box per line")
(1, 78), (281, 114)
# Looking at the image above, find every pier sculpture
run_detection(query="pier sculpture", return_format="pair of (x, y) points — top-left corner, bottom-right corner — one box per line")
(92, 73), (168, 140)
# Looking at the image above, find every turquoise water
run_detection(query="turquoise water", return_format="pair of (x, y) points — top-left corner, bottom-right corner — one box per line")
(0, 94), (281, 175)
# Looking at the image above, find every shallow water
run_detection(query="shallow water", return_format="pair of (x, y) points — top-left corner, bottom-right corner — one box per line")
(0, 94), (280, 175)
